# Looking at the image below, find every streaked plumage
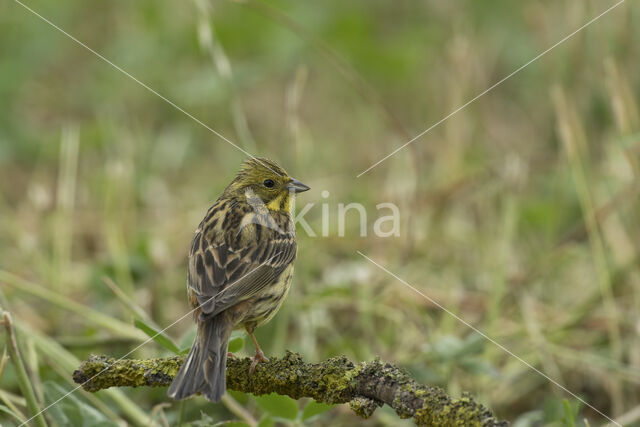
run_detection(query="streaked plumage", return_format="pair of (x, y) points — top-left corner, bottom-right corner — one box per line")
(168, 157), (309, 402)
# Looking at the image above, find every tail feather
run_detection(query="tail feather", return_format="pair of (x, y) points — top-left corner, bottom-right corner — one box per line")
(168, 316), (231, 402)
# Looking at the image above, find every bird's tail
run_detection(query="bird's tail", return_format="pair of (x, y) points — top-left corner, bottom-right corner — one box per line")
(168, 315), (232, 402)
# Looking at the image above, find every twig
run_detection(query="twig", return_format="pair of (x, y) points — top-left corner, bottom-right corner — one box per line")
(73, 351), (507, 426)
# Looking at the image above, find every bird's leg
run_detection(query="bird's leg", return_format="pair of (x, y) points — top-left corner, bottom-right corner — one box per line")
(247, 328), (269, 375)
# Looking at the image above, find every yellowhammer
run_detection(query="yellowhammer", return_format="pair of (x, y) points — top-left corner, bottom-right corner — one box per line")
(168, 157), (310, 402)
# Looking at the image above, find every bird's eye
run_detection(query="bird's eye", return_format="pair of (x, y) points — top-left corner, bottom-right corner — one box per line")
(263, 179), (275, 188)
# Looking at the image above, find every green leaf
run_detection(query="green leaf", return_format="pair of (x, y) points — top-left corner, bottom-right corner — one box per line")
(211, 422), (250, 427)
(0, 404), (25, 423)
(179, 326), (197, 355)
(459, 357), (500, 377)
(134, 319), (181, 355)
(302, 400), (335, 421)
(432, 335), (464, 359)
(44, 382), (117, 427)
(227, 390), (250, 404)
(190, 412), (215, 427)
(254, 393), (299, 420)
(461, 333), (486, 355)
(562, 400), (576, 427)
(257, 415), (275, 427)
(228, 334), (245, 353)
(193, 411), (250, 427)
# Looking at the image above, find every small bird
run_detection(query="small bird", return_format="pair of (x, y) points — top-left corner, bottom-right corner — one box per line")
(168, 157), (309, 402)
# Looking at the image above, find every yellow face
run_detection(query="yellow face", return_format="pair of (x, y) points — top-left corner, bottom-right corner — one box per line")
(226, 158), (310, 212)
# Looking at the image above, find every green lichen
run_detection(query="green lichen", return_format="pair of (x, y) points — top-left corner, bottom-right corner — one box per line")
(349, 396), (380, 418)
(73, 352), (507, 426)
(413, 393), (504, 426)
(226, 351), (360, 405)
(72, 355), (184, 392)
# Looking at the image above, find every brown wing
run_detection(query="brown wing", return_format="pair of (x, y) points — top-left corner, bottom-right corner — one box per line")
(187, 203), (296, 319)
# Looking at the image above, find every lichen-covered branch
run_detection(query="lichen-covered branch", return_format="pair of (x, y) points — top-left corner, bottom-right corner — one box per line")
(73, 351), (507, 426)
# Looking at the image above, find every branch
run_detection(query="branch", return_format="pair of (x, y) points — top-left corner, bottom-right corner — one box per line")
(73, 351), (507, 426)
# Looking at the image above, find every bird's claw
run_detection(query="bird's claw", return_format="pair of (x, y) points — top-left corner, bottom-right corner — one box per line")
(249, 350), (269, 376)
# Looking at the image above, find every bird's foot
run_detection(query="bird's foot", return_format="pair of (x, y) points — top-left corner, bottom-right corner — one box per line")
(249, 349), (269, 376)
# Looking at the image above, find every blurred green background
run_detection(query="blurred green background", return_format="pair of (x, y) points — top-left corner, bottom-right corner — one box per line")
(1, 0), (639, 425)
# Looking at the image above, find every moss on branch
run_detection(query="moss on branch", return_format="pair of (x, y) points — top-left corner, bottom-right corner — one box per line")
(73, 351), (507, 426)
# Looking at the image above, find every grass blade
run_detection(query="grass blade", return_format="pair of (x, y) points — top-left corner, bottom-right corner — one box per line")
(2, 311), (48, 427)
(17, 320), (151, 426)
(134, 319), (181, 355)
(0, 270), (146, 341)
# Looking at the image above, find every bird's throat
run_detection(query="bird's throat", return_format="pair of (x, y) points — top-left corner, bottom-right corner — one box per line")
(267, 192), (292, 213)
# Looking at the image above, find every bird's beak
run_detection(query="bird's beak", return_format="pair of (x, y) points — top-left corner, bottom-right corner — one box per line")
(287, 178), (310, 193)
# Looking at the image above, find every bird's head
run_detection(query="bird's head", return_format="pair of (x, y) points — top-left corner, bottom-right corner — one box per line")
(225, 157), (310, 212)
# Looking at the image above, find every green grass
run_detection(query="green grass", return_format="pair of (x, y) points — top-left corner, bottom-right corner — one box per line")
(1, 0), (639, 425)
